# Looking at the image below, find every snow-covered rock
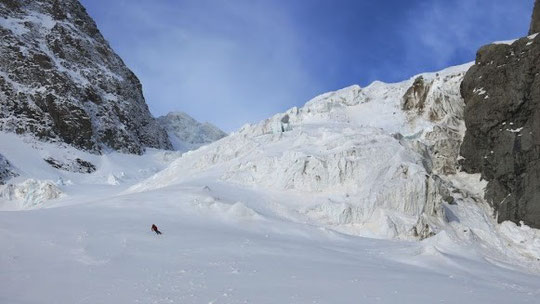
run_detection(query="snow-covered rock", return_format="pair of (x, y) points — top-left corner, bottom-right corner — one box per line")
(0, 152), (18, 184)
(0, 0), (171, 154)
(157, 112), (227, 152)
(44, 156), (96, 173)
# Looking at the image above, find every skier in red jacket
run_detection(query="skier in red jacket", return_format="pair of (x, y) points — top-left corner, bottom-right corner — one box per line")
(151, 224), (162, 235)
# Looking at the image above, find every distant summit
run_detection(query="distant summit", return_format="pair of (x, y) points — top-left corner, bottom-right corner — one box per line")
(157, 112), (227, 152)
(0, 0), (171, 154)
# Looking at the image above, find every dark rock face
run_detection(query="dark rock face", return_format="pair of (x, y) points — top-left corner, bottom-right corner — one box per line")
(0, 0), (172, 154)
(0, 153), (18, 184)
(460, 34), (540, 228)
(530, 0), (540, 35)
(44, 157), (96, 173)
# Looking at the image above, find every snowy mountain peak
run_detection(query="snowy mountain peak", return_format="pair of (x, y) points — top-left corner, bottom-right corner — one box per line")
(157, 111), (227, 152)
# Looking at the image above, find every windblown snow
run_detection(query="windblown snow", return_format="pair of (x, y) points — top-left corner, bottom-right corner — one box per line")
(2, 63), (540, 303)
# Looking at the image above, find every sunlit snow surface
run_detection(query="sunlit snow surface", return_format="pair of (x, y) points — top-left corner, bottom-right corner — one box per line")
(2, 182), (540, 303)
(2, 64), (540, 303)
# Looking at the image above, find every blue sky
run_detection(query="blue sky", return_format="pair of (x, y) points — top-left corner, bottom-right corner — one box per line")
(80, 0), (533, 132)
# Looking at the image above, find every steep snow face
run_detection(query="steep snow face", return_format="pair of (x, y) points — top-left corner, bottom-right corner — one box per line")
(157, 112), (227, 152)
(0, 0), (171, 154)
(131, 63), (474, 239)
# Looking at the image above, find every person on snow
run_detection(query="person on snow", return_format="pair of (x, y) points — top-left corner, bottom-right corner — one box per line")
(151, 224), (162, 235)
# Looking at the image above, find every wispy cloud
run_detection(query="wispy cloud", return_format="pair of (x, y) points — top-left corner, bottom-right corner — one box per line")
(400, 0), (532, 71)
(86, 0), (320, 132)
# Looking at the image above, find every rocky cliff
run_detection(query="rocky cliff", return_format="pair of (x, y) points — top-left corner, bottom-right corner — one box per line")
(0, 0), (171, 154)
(530, 0), (540, 35)
(460, 16), (540, 227)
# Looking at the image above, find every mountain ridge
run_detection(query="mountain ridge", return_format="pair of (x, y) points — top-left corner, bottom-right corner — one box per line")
(0, 0), (171, 154)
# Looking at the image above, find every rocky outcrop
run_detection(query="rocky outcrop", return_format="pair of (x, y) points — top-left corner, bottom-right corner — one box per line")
(402, 76), (431, 114)
(460, 34), (540, 228)
(157, 112), (227, 152)
(0, 153), (18, 184)
(401, 70), (468, 175)
(0, 0), (171, 154)
(44, 157), (96, 173)
(530, 0), (540, 35)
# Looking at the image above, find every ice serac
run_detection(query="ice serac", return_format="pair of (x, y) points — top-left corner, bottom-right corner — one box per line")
(0, 0), (171, 154)
(157, 112), (227, 152)
(1, 178), (62, 208)
(460, 33), (540, 227)
(530, 0), (540, 35)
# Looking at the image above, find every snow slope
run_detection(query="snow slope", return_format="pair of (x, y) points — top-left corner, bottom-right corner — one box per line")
(0, 132), (181, 210)
(2, 178), (540, 303)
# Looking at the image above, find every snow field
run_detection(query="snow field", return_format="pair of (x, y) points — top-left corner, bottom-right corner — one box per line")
(2, 182), (540, 304)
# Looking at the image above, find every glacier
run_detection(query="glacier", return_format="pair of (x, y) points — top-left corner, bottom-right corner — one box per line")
(130, 64), (472, 240)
